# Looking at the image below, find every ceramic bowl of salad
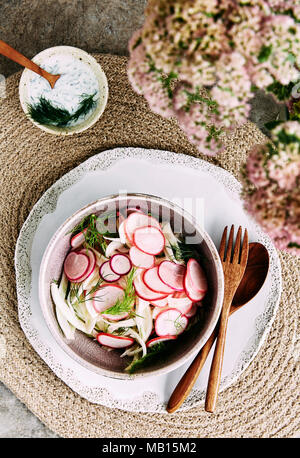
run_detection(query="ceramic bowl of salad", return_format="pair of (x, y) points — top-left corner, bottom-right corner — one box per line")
(19, 46), (108, 135)
(39, 193), (224, 379)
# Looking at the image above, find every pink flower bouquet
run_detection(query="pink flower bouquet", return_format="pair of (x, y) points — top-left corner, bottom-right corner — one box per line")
(242, 121), (300, 256)
(127, 0), (300, 155)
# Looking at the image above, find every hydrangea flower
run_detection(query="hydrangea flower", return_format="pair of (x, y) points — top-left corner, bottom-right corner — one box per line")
(242, 121), (300, 256)
(127, 0), (300, 155)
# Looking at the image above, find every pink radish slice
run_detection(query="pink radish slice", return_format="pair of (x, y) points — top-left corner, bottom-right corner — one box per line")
(152, 306), (168, 319)
(70, 228), (87, 249)
(97, 333), (134, 349)
(146, 335), (177, 348)
(99, 261), (121, 283)
(109, 254), (132, 276)
(92, 284), (125, 313)
(64, 251), (90, 282)
(157, 261), (186, 291)
(101, 311), (129, 321)
(150, 297), (169, 308)
(133, 226), (165, 255)
(143, 267), (174, 294)
(134, 275), (168, 302)
(124, 212), (161, 243)
(185, 303), (197, 318)
(187, 258), (208, 292)
(76, 248), (96, 282)
(167, 295), (193, 315)
(126, 207), (144, 216)
(129, 246), (155, 269)
(155, 308), (188, 336)
(184, 273), (206, 302)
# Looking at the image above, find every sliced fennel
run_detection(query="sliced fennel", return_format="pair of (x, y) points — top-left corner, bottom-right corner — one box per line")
(161, 221), (182, 264)
(135, 298), (152, 342)
(55, 304), (76, 340)
(105, 318), (136, 333)
(58, 271), (69, 299)
(126, 328), (147, 357)
(51, 282), (87, 333)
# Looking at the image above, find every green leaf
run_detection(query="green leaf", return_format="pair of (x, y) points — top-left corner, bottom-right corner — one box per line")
(126, 342), (168, 374)
(266, 80), (295, 101)
(258, 45), (272, 63)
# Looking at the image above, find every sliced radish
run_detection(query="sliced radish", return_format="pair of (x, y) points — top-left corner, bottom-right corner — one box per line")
(109, 254), (132, 276)
(70, 228), (87, 249)
(118, 220), (130, 245)
(167, 294), (193, 315)
(92, 284), (125, 313)
(152, 306), (168, 319)
(184, 273), (207, 302)
(150, 296), (169, 308)
(185, 303), (197, 318)
(77, 248), (96, 282)
(155, 308), (188, 336)
(97, 332), (134, 349)
(142, 266), (174, 294)
(133, 226), (165, 255)
(124, 212), (161, 243)
(146, 335), (177, 348)
(186, 258), (208, 292)
(134, 275), (168, 302)
(129, 246), (155, 269)
(64, 251), (90, 282)
(101, 311), (129, 321)
(99, 261), (121, 283)
(157, 260), (186, 291)
(126, 206), (145, 216)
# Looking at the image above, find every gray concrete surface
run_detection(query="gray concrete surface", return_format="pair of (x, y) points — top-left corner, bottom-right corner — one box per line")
(0, 0), (146, 438)
(0, 383), (58, 437)
(0, 0), (146, 77)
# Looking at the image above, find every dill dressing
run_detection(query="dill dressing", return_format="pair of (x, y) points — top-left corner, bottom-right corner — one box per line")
(27, 54), (99, 127)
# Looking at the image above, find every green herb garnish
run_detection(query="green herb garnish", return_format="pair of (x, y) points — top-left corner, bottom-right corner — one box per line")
(126, 342), (168, 374)
(170, 239), (203, 265)
(27, 92), (97, 127)
(69, 213), (110, 255)
(69, 276), (104, 305)
(101, 269), (136, 316)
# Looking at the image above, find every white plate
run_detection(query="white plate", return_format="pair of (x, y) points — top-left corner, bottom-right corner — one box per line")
(15, 147), (282, 413)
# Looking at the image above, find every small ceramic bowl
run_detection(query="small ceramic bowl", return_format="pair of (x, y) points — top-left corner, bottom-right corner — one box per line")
(19, 46), (108, 135)
(39, 193), (224, 379)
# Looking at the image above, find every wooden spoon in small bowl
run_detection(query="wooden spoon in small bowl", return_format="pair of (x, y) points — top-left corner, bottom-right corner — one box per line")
(0, 40), (60, 88)
(166, 242), (269, 413)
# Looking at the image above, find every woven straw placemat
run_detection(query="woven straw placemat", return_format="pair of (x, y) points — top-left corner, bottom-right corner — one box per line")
(0, 54), (299, 438)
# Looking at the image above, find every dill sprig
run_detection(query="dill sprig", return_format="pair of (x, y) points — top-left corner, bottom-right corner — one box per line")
(70, 214), (108, 255)
(27, 92), (97, 127)
(101, 269), (136, 316)
(69, 276), (104, 305)
(70, 212), (120, 255)
(170, 239), (203, 265)
(126, 341), (168, 374)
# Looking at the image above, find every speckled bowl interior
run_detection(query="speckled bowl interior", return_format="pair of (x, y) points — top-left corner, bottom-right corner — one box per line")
(39, 193), (224, 379)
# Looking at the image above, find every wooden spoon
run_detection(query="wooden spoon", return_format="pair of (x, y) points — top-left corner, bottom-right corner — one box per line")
(0, 40), (60, 88)
(166, 242), (269, 413)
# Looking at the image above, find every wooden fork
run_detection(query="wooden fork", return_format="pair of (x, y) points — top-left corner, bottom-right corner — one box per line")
(205, 225), (249, 413)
